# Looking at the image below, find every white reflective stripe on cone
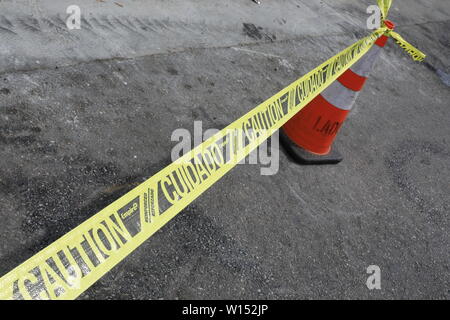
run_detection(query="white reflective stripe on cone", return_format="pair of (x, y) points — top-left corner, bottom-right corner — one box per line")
(350, 45), (383, 77)
(321, 80), (360, 111)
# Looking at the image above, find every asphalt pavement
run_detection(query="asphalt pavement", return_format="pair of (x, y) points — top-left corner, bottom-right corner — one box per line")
(0, 0), (449, 299)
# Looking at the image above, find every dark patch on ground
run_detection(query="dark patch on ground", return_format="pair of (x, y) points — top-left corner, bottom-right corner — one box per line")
(0, 87), (10, 94)
(243, 23), (263, 40)
(0, 104), (42, 147)
(167, 67), (179, 76)
(242, 23), (276, 42)
(423, 61), (438, 73)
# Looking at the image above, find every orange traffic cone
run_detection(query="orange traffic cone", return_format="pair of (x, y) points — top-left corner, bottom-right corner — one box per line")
(281, 21), (395, 164)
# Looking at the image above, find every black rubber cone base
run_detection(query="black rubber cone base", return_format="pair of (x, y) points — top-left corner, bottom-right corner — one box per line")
(279, 129), (343, 165)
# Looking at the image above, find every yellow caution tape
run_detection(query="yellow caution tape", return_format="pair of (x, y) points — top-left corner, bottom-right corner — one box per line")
(388, 31), (426, 61)
(377, 0), (392, 21)
(378, 0), (426, 61)
(0, 28), (387, 300)
(0, 0), (427, 298)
